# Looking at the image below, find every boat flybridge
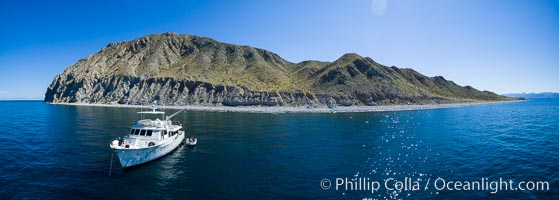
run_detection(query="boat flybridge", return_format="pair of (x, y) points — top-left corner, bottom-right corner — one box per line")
(109, 103), (187, 168)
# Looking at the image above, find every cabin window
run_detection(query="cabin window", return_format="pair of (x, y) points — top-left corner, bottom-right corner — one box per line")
(133, 129), (140, 135)
(146, 130), (153, 136)
(129, 129), (134, 135)
(163, 130), (167, 135)
(140, 130), (146, 136)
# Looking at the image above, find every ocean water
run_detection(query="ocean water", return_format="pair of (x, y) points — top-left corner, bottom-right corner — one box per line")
(0, 99), (557, 199)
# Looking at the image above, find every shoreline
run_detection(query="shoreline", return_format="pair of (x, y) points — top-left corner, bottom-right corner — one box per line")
(48, 100), (522, 114)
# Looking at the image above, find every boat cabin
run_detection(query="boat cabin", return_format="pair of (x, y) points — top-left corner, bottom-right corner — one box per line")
(128, 128), (180, 140)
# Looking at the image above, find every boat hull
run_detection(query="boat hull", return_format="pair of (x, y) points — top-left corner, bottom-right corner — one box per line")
(115, 133), (185, 168)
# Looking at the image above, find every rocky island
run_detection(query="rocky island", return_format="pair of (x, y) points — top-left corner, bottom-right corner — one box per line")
(45, 32), (513, 109)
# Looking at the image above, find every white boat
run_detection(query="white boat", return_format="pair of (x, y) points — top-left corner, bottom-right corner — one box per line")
(109, 104), (186, 168)
(185, 137), (197, 146)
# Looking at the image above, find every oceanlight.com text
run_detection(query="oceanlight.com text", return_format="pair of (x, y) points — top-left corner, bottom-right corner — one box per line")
(320, 177), (549, 194)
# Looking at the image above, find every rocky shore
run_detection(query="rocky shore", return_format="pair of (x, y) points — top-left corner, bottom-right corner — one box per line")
(49, 101), (519, 114)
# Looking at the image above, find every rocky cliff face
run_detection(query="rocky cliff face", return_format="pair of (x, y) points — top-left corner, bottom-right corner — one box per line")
(45, 75), (317, 106)
(45, 33), (511, 106)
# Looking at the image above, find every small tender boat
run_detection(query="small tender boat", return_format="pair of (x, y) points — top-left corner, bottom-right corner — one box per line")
(109, 103), (186, 168)
(185, 137), (197, 146)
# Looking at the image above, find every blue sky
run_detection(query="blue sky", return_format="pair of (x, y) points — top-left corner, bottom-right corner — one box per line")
(0, 0), (558, 99)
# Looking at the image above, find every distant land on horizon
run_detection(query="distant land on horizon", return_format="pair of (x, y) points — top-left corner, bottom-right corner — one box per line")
(44, 33), (516, 107)
(503, 92), (559, 99)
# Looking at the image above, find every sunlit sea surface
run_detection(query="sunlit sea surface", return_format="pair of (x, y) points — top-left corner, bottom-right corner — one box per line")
(0, 99), (557, 199)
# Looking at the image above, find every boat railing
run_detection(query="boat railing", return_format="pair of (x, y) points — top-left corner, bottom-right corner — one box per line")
(137, 119), (166, 127)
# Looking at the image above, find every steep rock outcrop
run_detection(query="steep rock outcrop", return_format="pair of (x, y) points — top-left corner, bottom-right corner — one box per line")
(46, 75), (320, 106)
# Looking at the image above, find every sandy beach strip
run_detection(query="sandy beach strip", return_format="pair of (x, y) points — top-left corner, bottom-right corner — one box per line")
(49, 100), (521, 114)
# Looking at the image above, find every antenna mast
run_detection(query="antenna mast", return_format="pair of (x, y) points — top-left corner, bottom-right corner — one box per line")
(166, 108), (186, 121)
